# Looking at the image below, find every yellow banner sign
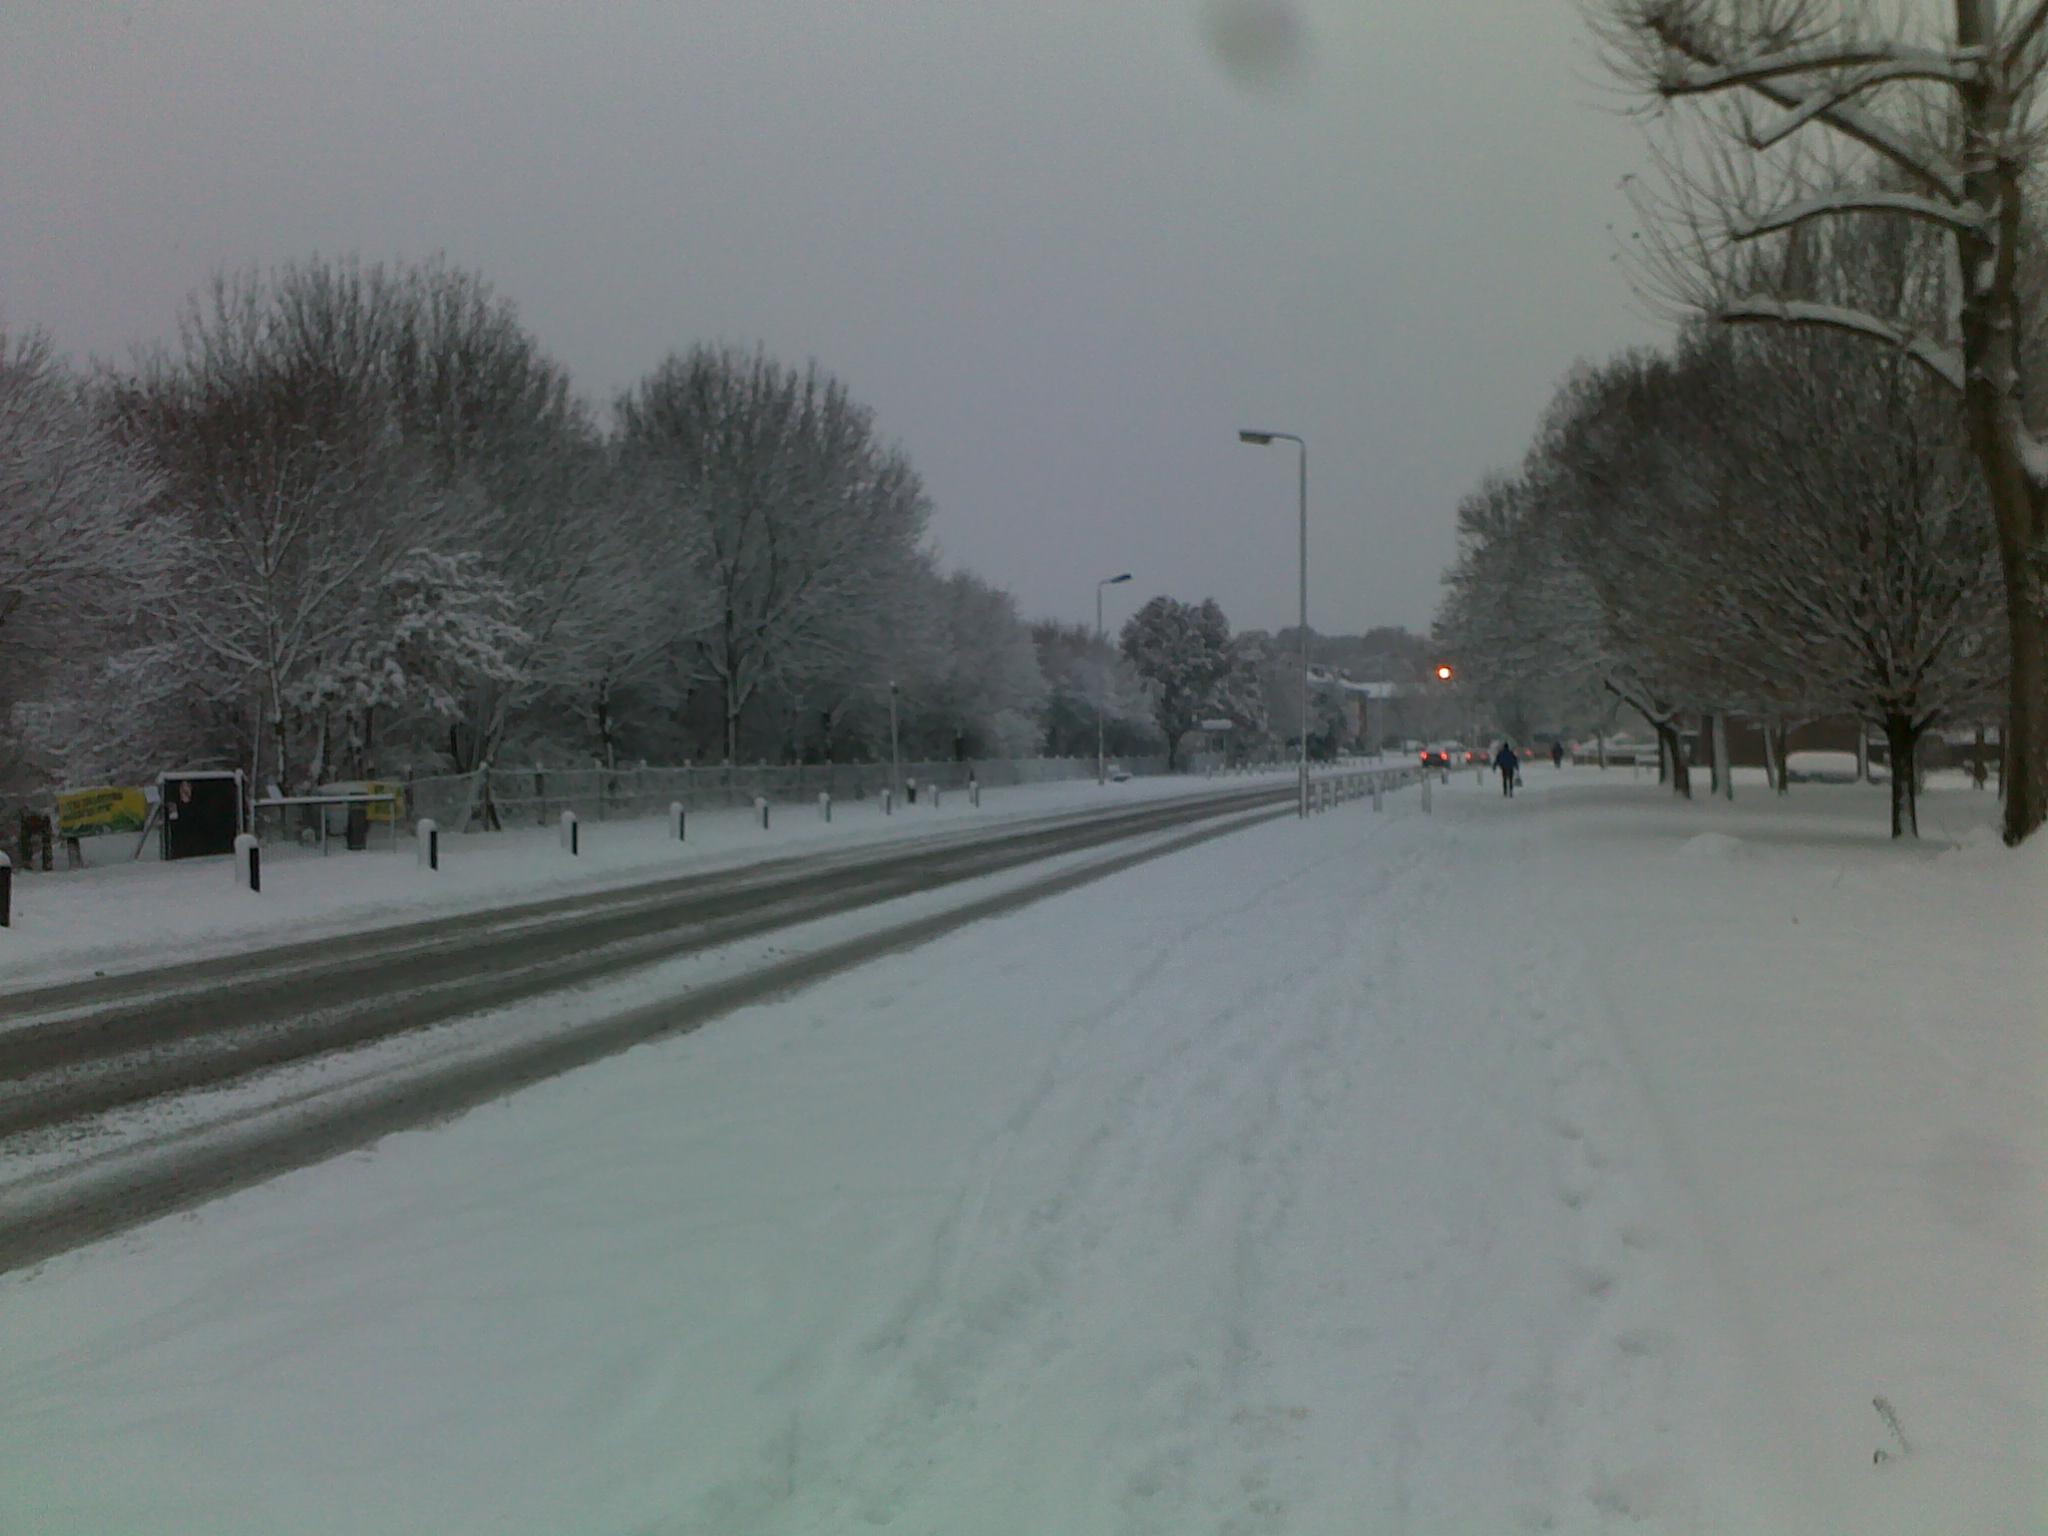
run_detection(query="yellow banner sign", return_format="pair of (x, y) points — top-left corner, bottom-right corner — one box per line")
(362, 781), (404, 822)
(57, 785), (149, 837)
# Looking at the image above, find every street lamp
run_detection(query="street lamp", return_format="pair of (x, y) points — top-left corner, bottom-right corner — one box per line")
(1435, 664), (1454, 682)
(1238, 429), (1308, 818)
(1096, 572), (1132, 785)
(888, 679), (901, 801)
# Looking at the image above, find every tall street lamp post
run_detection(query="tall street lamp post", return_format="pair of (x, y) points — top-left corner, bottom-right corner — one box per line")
(1096, 572), (1132, 784)
(1238, 429), (1308, 818)
(888, 680), (901, 801)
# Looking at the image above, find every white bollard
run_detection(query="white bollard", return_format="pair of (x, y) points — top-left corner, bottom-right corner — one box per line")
(0, 849), (9, 928)
(755, 796), (770, 830)
(883, 788), (893, 816)
(819, 791), (831, 823)
(1373, 779), (1384, 812)
(931, 784), (942, 808)
(234, 831), (261, 892)
(669, 801), (685, 841)
(560, 809), (578, 856)
(1421, 772), (1433, 814)
(970, 778), (981, 808)
(417, 818), (439, 871)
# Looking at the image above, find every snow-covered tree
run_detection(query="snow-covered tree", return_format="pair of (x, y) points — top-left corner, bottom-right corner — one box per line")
(1592, 0), (2048, 843)
(615, 345), (930, 764)
(1031, 620), (1161, 758)
(1700, 323), (2004, 834)
(906, 572), (1049, 758)
(0, 331), (167, 766)
(1119, 596), (1242, 769)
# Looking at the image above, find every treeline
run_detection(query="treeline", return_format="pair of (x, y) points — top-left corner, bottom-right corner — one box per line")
(1435, 233), (2005, 839)
(1, 257), (1169, 807)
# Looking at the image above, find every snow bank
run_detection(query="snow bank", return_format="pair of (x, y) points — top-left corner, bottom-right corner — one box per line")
(0, 772), (1294, 990)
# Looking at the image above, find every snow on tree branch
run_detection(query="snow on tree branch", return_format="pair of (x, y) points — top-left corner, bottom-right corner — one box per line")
(1731, 189), (1987, 243)
(1659, 41), (1980, 98)
(1717, 296), (1966, 390)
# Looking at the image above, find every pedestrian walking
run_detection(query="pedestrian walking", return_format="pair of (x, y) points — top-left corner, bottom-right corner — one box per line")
(1494, 741), (1520, 799)
(1551, 741), (1564, 770)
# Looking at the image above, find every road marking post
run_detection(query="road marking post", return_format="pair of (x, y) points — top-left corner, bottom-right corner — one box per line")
(755, 796), (770, 830)
(883, 789), (893, 816)
(669, 801), (685, 842)
(234, 832), (261, 892)
(417, 818), (439, 871)
(560, 809), (578, 856)
(819, 791), (831, 823)
(0, 851), (10, 928)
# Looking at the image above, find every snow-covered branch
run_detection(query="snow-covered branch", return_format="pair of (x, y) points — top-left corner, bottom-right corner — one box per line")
(1659, 41), (1979, 98)
(1717, 297), (1965, 390)
(1730, 188), (1986, 241)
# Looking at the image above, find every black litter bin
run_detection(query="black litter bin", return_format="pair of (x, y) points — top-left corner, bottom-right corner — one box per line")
(345, 803), (370, 851)
(160, 772), (244, 860)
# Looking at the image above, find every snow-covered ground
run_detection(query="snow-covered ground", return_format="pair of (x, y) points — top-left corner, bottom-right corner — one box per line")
(0, 770), (1296, 989)
(3, 768), (2042, 1534)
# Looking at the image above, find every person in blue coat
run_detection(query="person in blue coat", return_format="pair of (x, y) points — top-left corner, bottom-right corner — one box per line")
(1494, 740), (1520, 798)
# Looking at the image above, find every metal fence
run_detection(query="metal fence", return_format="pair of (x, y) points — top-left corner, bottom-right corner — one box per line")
(401, 754), (1176, 832)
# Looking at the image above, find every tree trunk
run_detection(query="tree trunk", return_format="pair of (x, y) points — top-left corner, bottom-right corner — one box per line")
(1655, 719), (1691, 798)
(1991, 513), (2047, 841)
(1883, 711), (1921, 840)
(1952, 0), (2045, 844)
(1761, 720), (1777, 793)
(1773, 719), (1791, 796)
(1855, 731), (1869, 785)
(1711, 711), (1732, 801)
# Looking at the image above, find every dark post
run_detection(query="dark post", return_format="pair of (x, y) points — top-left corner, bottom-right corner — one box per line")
(0, 850), (11, 928)
(235, 832), (261, 893)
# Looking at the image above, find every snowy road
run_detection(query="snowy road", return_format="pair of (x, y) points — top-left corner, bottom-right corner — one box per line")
(3, 772), (2041, 1533)
(0, 781), (1313, 1271)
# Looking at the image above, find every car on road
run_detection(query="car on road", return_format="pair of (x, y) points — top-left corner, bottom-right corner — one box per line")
(1419, 742), (1459, 769)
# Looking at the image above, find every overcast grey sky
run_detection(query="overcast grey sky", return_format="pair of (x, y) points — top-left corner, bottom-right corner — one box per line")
(3, 0), (1663, 636)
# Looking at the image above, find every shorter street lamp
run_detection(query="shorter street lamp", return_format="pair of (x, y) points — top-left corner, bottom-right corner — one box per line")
(1097, 572), (1132, 784)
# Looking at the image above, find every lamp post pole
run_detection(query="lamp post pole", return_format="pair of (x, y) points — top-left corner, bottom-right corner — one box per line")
(1096, 572), (1132, 784)
(888, 680), (900, 800)
(1239, 430), (1308, 818)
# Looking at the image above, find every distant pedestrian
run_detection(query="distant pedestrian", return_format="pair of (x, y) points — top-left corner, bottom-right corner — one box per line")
(1494, 741), (1520, 798)
(1551, 741), (1564, 770)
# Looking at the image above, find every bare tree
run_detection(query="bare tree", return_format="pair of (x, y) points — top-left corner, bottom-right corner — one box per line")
(1703, 323), (2004, 833)
(0, 331), (167, 757)
(615, 346), (930, 765)
(1592, 0), (2048, 842)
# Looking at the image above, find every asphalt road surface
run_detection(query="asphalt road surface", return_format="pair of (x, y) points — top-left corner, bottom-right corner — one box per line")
(0, 782), (1299, 1272)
